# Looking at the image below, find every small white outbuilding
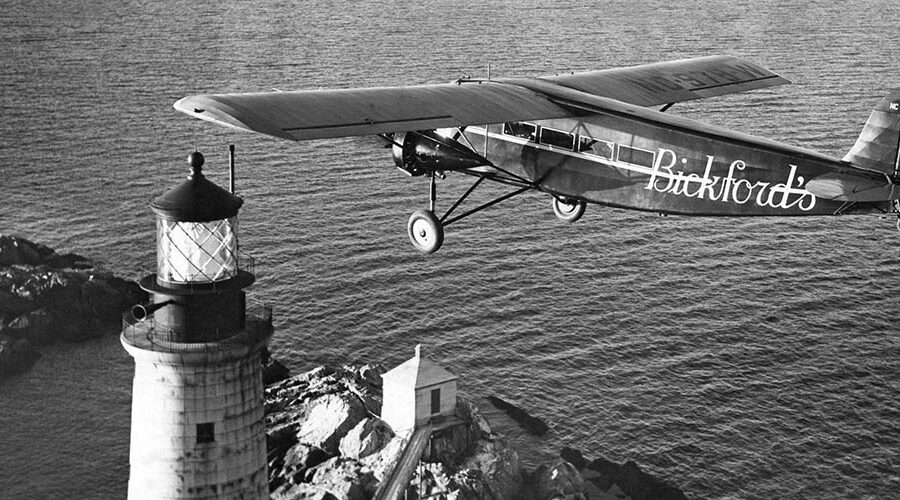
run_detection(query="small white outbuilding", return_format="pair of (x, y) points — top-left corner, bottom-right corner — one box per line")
(381, 345), (458, 434)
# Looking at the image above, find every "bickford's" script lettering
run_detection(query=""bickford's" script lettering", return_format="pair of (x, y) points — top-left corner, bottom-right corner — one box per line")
(645, 148), (816, 211)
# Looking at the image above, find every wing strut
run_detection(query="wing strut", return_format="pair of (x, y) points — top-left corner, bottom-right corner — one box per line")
(440, 179), (533, 227)
(407, 150), (550, 254)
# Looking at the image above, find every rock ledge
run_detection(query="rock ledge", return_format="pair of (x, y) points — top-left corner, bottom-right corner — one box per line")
(0, 234), (145, 377)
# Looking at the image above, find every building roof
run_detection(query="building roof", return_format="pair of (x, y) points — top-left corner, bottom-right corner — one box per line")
(383, 345), (458, 390)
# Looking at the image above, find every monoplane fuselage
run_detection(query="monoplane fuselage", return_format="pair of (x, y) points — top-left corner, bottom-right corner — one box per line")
(174, 55), (900, 253)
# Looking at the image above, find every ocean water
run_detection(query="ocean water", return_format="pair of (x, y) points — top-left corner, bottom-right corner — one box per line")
(1, 0), (899, 498)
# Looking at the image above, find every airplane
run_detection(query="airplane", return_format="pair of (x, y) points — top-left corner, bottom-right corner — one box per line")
(174, 55), (900, 254)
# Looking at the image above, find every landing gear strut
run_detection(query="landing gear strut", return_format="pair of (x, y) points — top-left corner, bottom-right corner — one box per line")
(405, 164), (536, 253)
(552, 197), (587, 223)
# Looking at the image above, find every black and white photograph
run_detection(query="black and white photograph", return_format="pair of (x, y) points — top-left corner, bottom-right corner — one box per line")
(1, 1), (898, 499)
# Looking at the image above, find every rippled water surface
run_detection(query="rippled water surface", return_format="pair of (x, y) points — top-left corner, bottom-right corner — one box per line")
(1, 1), (899, 498)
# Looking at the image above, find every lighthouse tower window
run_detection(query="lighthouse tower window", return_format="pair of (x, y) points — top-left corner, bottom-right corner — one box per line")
(196, 422), (215, 444)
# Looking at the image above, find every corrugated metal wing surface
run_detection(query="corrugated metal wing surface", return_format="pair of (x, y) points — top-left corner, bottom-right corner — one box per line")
(537, 55), (790, 107)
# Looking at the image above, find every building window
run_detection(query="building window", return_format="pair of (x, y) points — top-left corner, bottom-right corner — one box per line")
(430, 388), (441, 415)
(196, 422), (215, 444)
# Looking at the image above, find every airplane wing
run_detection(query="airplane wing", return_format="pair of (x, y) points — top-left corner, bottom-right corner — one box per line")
(537, 55), (790, 107)
(174, 55), (789, 141)
(174, 82), (575, 141)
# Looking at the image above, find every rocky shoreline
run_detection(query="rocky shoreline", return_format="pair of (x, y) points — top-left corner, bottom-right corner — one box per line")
(264, 363), (689, 500)
(0, 234), (146, 377)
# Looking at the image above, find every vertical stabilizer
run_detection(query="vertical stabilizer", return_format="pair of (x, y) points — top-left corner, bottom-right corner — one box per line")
(844, 90), (900, 177)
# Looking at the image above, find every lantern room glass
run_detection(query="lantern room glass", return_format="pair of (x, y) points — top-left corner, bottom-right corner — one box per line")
(156, 216), (239, 284)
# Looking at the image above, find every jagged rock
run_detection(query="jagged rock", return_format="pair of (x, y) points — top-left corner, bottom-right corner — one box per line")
(265, 364), (392, 492)
(0, 337), (40, 376)
(463, 442), (523, 500)
(272, 454), (378, 500)
(273, 442), (330, 487)
(339, 417), (394, 460)
(263, 354), (290, 385)
(0, 235), (44, 266)
(357, 364), (383, 387)
(0, 235), (91, 269)
(0, 242), (144, 341)
(423, 400), (487, 468)
(0, 236), (145, 376)
(7, 307), (56, 345)
(411, 400), (523, 500)
(586, 457), (688, 500)
(343, 364), (384, 415)
(0, 286), (35, 318)
(268, 421), (300, 458)
(585, 456), (619, 492)
(298, 393), (368, 455)
(532, 459), (587, 500)
(80, 275), (144, 324)
(560, 446), (587, 470)
(271, 482), (339, 500)
(358, 434), (405, 483)
(486, 395), (548, 436)
(458, 398), (494, 439)
(44, 252), (93, 270)
(307, 457), (376, 500)
(409, 462), (454, 498)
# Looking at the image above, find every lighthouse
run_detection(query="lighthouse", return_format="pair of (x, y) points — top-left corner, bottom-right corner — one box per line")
(121, 152), (272, 499)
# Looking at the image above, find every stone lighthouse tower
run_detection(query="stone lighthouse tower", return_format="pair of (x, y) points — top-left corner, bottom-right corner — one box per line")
(121, 152), (272, 500)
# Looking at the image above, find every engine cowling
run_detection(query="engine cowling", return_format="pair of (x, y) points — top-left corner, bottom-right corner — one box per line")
(392, 130), (490, 176)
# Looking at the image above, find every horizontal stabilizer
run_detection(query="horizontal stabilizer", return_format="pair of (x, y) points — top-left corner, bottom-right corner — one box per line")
(805, 171), (900, 202)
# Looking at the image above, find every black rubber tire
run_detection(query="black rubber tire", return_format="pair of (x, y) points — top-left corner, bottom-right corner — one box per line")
(407, 209), (444, 254)
(552, 197), (586, 223)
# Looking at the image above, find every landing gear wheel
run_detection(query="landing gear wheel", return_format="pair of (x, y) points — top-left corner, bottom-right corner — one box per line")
(407, 209), (444, 254)
(552, 197), (586, 223)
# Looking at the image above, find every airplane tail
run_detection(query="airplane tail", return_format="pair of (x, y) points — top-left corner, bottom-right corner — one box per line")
(805, 90), (900, 203)
(843, 89), (900, 176)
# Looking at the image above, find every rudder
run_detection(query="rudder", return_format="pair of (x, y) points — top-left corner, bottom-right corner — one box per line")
(844, 89), (900, 177)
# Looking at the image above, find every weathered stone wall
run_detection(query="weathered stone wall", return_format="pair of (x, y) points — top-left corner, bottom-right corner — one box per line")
(123, 342), (269, 500)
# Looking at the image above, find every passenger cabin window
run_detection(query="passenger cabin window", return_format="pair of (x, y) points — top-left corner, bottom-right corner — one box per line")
(539, 127), (575, 150)
(503, 122), (537, 141)
(577, 137), (614, 159)
(616, 144), (655, 168)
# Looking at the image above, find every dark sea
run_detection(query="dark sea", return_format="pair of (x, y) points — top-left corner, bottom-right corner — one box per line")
(2, 0), (899, 498)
